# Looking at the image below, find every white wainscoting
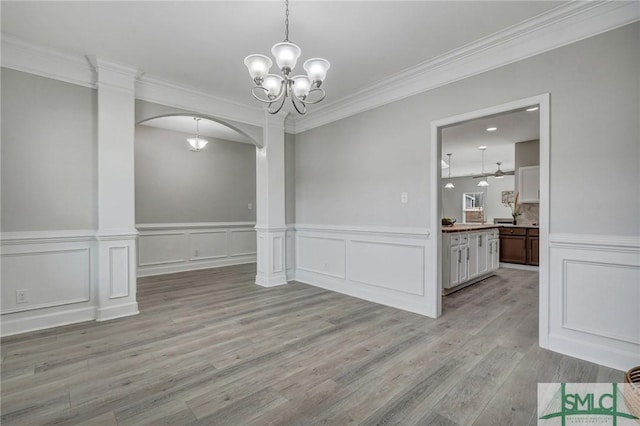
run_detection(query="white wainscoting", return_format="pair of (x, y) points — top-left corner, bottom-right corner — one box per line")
(547, 234), (640, 371)
(136, 222), (257, 277)
(290, 224), (433, 317)
(1, 230), (97, 336)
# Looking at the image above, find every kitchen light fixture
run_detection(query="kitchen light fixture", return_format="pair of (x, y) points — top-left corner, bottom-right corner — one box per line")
(187, 117), (208, 152)
(477, 147), (489, 187)
(444, 153), (455, 189)
(243, 0), (330, 115)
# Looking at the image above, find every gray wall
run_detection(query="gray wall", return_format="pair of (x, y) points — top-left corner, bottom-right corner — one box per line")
(442, 176), (514, 224)
(285, 133), (296, 224)
(135, 125), (256, 224)
(295, 23), (639, 236)
(1, 68), (97, 232)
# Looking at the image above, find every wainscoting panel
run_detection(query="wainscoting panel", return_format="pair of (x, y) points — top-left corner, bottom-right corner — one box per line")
(109, 246), (130, 299)
(292, 225), (432, 317)
(190, 231), (228, 260)
(1, 231), (98, 336)
(1, 247), (91, 313)
(348, 240), (425, 296)
(297, 235), (346, 279)
(138, 232), (186, 266)
(136, 223), (256, 277)
(230, 229), (257, 257)
(548, 234), (640, 371)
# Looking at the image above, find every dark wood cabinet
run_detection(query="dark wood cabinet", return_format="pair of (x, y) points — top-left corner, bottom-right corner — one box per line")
(499, 227), (539, 265)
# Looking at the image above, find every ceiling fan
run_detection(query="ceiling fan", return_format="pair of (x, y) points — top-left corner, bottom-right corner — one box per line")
(473, 162), (515, 179)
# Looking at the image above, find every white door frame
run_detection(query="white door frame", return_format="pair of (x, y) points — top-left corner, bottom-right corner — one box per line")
(428, 94), (551, 349)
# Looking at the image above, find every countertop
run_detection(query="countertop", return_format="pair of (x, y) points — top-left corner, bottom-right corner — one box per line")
(442, 224), (538, 233)
(441, 224), (502, 233)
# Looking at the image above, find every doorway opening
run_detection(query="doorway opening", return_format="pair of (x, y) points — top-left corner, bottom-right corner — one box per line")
(429, 94), (550, 347)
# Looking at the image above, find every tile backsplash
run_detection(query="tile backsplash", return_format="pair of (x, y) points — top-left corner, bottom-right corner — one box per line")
(518, 203), (539, 226)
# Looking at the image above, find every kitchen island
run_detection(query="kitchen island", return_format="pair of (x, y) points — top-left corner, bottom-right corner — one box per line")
(442, 224), (501, 294)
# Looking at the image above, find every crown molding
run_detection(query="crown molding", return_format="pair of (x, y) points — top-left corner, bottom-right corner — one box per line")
(291, 1), (640, 133)
(2, 1), (638, 134)
(0, 33), (95, 88)
(135, 75), (265, 127)
(0, 33), (265, 128)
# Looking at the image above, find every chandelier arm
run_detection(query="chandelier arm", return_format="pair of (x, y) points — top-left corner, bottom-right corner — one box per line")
(251, 83), (287, 104)
(267, 93), (287, 114)
(300, 87), (326, 105)
(291, 95), (307, 115)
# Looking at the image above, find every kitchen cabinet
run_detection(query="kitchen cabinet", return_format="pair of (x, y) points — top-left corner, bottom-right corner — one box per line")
(527, 228), (539, 266)
(442, 227), (499, 294)
(499, 228), (527, 264)
(489, 230), (500, 270)
(499, 227), (539, 265)
(518, 165), (540, 203)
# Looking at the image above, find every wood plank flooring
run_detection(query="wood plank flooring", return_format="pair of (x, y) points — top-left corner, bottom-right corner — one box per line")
(1, 264), (622, 425)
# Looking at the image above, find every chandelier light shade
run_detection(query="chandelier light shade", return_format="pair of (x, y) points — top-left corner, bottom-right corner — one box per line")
(477, 146), (489, 187)
(244, 0), (330, 115)
(444, 153), (455, 189)
(187, 117), (208, 152)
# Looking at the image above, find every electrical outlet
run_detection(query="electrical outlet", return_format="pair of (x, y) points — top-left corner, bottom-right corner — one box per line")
(401, 192), (408, 204)
(16, 290), (29, 304)
(194, 249), (200, 257)
(248, 203), (253, 210)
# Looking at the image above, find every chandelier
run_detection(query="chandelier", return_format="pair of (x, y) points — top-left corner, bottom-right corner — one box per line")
(243, 0), (330, 115)
(187, 117), (208, 152)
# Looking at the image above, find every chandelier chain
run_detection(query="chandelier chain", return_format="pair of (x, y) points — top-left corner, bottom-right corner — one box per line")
(284, 0), (290, 41)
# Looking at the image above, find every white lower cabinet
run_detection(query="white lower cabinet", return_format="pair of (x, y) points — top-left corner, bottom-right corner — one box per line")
(443, 228), (499, 294)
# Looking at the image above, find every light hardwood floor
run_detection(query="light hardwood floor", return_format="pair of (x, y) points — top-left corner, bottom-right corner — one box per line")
(1, 264), (622, 425)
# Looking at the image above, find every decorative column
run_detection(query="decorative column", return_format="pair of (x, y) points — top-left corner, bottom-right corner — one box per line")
(255, 112), (288, 287)
(90, 57), (140, 320)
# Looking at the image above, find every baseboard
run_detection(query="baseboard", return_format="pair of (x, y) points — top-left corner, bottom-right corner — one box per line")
(499, 262), (539, 271)
(137, 256), (256, 277)
(1, 306), (96, 337)
(547, 333), (640, 372)
(294, 270), (434, 318)
(95, 302), (139, 322)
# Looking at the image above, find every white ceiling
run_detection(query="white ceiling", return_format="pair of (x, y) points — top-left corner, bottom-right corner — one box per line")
(139, 116), (254, 144)
(1, 1), (567, 109)
(442, 108), (540, 178)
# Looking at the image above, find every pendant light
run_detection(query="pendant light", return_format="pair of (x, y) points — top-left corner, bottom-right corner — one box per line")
(187, 117), (208, 152)
(444, 153), (455, 189)
(477, 147), (489, 187)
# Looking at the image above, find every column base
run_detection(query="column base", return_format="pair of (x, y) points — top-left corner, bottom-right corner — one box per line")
(255, 226), (288, 288)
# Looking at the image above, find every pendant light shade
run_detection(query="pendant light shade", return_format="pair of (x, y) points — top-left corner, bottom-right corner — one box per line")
(243, 55), (272, 82)
(303, 58), (330, 85)
(271, 41), (302, 71)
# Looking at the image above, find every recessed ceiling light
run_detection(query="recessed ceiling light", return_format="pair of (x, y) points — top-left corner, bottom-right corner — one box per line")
(486, 127), (497, 132)
(526, 106), (539, 112)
